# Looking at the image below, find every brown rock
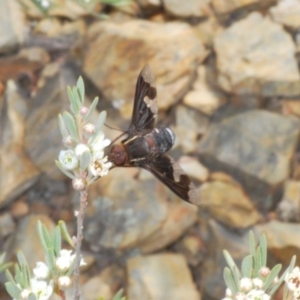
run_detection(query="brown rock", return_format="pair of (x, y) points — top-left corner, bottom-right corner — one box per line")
(212, 0), (274, 15)
(214, 12), (300, 97)
(183, 65), (225, 115)
(82, 264), (125, 300)
(0, 0), (25, 54)
(127, 254), (200, 300)
(282, 100), (300, 117)
(84, 20), (207, 117)
(277, 180), (300, 222)
(200, 180), (261, 228)
(0, 81), (40, 208)
(269, 0), (300, 30)
(10, 200), (29, 219)
(257, 220), (300, 266)
(163, 0), (211, 18)
(177, 156), (209, 182)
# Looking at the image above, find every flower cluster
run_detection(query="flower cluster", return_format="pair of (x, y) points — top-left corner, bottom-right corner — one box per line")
(223, 276), (271, 300)
(56, 77), (112, 189)
(285, 266), (300, 299)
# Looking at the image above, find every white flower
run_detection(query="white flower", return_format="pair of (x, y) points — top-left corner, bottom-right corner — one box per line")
(225, 288), (233, 297)
(20, 289), (30, 299)
(235, 292), (246, 300)
(58, 276), (72, 288)
(252, 278), (263, 289)
(285, 266), (300, 292)
(89, 156), (112, 177)
(74, 143), (90, 156)
(30, 278), (53, 300)
(55, 249), (75, 272)
(246, 290), (270, 300)
(259, 267), (270, 277)
(90, 132), (111, 157)
(33, 262), (49, 280)
(40, 0), (51, 8)
(59, 150), (78, 170)
(240, 277), (253, 292)
(83, 123), (95, 134)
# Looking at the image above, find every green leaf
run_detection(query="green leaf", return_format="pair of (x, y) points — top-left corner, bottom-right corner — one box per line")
(58, 114), (69, 138)
(45, 249), (56, 274)
(80, 150), (91, 173)
(53, 226), (62, 256)
(62, 112), (79, 142)
(83, 96), (99, 123)
(28, 292), (38, 300)
(77, 76), (85, 104)
(263, 264), (281, 291)
(271, 255), (296, 296)
(5, 282), (21, 299)
(223, 267), (239, 294)
(17, 252), (30, 287)
(5, 269), (17, 286)
(259, 234), (267, 267)
(37, 221), (53, 251)
(72, 86), (82, 109)
(241, 255), (253, 278)
(112, 289), (126, 300)
(55, 160), (76, 180)
(95, 110), (107, 132)
(58, 220), (74, 247)
(249, 231), (256, 257)
(67, 86), (79, 115)
(253, 246), (262, 276)
(0, 262), (13, 273)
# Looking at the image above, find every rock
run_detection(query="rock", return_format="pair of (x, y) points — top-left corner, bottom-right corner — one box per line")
(183, 65), (225, 115)
(200, 180), (261, 228)
(214, 12), (300, 97)
(85, 168), (198, 253)
(0, 81), (40, 208)
(84, 20), (207, 118)
(7, 214), (55, 269)
(127, 253), (200, 300)
(177, 156), (209, 182)
(276, 180), (300, 222)
(24, 60), (84, 180)
(163, 0), (211, 18)
(174, 105), (209, 153)
(10, 200), (29, 219)
(0, 47), (49, 82)
(257, 220), (300, 266)
(172, 233), (205, 267)
(136, 0), (161, 11)
(81, 264), (125, 300)
(198, 109), (300, 209)
(269, 0), (300, 30)
(200, 219), (258, 299)
(0, 213), (15, 239)
(282, 99), (300, 117)
(0, 0), (25, 54)
(211, 0), (274, 15)
(139, 201), (198, 253)
(195, 17), (223, 47)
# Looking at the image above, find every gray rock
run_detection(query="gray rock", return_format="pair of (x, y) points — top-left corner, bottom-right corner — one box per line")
(198, 109), (300, 208)
(163, 0), (211, 18)
(214, 12), (300, 97)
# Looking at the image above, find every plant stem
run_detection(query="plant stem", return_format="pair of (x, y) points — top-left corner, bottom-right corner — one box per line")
(74, 189), (88, 300)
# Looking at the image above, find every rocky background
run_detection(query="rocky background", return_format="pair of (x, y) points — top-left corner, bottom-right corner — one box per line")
(1, 0), (300, 299)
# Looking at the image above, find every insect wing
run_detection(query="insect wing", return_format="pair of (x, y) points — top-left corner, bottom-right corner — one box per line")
(128, 64), (158, 135)
(142, 154), (200, 205)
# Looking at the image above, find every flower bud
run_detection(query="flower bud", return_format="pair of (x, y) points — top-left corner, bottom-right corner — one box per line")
(72, 178), (86, 190)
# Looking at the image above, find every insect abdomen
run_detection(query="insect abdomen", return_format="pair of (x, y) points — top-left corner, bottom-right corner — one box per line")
(148, 128), (175, 153)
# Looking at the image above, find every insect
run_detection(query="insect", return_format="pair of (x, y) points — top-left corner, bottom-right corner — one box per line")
(108, 64), (199, 204)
